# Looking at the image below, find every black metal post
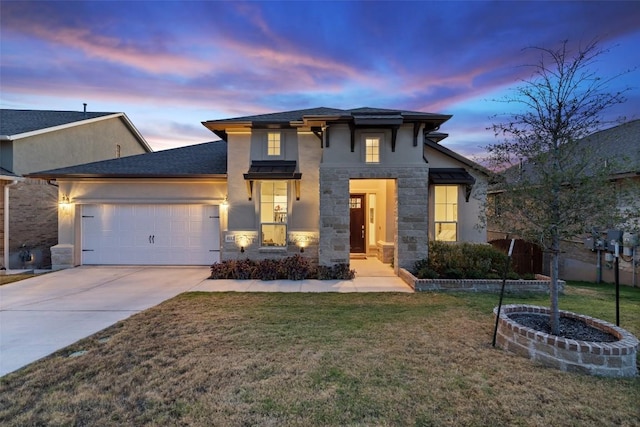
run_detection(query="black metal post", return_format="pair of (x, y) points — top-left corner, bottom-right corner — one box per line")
(493, 239), (515, 347)
(615, 244), (620, 326)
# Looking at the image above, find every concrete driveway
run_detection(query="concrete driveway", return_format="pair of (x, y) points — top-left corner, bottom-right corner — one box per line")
(1, 264), (412, 377)
(0, 266), (211, 377)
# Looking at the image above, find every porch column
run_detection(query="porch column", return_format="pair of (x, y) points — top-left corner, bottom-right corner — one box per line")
(395, 169), (430, 273)
(318, 166), (350, 266)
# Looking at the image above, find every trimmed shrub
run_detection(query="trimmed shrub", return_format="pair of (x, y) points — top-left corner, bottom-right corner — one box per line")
(413, 241), (518, 279)
(210, 256), (355, 281)
(282, 254), (313, 280)
(316, 263), (356, 280)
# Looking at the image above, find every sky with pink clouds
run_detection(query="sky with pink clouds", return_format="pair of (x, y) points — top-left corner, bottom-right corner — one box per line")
(1, 1), (639, 158)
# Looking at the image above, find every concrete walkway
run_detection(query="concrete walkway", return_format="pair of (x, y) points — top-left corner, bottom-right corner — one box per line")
(0, 264), (411, 376)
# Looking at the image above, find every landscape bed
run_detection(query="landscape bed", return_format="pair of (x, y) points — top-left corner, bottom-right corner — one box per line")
(400, 268), (564, 293)
(494, 304), (638, 378)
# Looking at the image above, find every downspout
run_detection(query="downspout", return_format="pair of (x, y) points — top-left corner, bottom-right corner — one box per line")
(3, 180), (20, 269)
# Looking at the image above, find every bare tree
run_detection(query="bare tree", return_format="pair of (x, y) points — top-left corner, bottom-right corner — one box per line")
(485, 39), (636, 334)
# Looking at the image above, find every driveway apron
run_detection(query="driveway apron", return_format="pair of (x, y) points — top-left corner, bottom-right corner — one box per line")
(0, 266), (210, 377)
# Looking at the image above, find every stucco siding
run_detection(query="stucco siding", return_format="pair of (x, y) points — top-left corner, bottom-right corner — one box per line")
(322, 124), (427, 166)
(12, 117), (148, 175)
(226, 133), (254, 231)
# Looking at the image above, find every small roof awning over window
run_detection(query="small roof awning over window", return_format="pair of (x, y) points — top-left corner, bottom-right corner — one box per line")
(243, 161), (302, 201)
(243, 161), (302, 180)
(429, 168), (475, 185)
(429, 168), (476, 202)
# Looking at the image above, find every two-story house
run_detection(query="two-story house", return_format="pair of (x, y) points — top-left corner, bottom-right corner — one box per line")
(1, 109), (151, 270)
(29, 107), (488, 274)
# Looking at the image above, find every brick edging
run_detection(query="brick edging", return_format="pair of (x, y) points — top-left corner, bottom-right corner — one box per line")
(494, 304), (638, 377)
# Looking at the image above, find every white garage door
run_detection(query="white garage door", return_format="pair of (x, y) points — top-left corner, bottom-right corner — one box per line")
(81, 204), (220, 265)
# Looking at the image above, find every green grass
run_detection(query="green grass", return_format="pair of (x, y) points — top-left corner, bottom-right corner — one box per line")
(1, 282), (638, 426)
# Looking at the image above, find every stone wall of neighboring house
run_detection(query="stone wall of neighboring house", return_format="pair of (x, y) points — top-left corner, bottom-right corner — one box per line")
(7, 179), (58, 269)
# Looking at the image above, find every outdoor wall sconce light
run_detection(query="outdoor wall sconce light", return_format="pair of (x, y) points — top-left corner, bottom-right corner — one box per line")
(300, 246), (304, 253)
(59, 194), (71, 207)
(240, 246), (245, 253)
(221, 195), (228, 207)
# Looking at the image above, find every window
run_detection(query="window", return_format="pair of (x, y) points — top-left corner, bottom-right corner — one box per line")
(267, 132), (281, 156)
(365, 137), (380, 163)
(434, 185), (458, 241)
(260, 181), (288, 246)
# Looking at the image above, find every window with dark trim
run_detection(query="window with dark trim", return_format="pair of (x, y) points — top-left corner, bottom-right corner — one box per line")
(434, 185), (458, 241)
(260, 181), (288, 246)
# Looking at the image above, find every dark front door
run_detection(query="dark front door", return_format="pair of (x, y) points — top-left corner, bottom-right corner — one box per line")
(349, 194), (366, 253)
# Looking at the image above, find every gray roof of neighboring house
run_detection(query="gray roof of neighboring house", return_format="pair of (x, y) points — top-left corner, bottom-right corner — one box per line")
(0, 109), (116, 137)
(494, 119), (640, 188)
(27, 141), (227, 179)
(0, 167), (21, 180)
(577, 119), (640, 175)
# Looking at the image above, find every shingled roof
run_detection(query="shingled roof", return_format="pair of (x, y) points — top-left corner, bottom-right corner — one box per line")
(27, 141), (227, 179)
(0, 109), (116, 137)
(202, 106), (452, 140)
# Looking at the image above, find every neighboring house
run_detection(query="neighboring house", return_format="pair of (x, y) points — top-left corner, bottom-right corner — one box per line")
(28, 107), (489, 274)
(487, 119), (640, 285)
(0, 109), (152, 269)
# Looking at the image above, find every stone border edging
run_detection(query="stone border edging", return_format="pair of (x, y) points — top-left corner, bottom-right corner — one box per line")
(494, 304), (638, 377)
(399, 268), (562, 293)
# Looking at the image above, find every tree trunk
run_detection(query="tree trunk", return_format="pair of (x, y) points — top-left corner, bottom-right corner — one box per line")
(550, 236), (560, 335)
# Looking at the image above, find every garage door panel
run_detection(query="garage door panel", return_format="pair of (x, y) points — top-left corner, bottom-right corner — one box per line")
(82, 204), (220, 266)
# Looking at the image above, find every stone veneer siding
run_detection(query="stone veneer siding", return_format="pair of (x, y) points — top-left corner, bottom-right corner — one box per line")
(7, 179), (58, 268)
(220, 231), (319, 264)
(319, 166), (429, 272)
(494, 304), (638, 378)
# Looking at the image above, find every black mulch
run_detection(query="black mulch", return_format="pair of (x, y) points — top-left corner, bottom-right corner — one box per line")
(508, 313), (617, 342)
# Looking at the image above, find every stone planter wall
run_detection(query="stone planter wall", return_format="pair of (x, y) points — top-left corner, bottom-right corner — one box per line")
(399, 268), (562, 294)
(494, 304), (638, 378)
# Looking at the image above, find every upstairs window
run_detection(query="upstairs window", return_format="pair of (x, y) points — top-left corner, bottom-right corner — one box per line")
(434, 185), (458, 241)
(260, 181), (288, 247)
(365, 137), (380, 163)
(267, 132), (281, 157)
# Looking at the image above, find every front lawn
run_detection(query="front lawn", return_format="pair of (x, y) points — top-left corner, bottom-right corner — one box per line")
(0, 273), (37, 286)
(1, 283), (638, 426)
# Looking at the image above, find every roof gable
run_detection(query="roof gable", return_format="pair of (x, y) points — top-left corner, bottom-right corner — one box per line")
(0, 109), (152, 153)
(1, 109), (116, 137)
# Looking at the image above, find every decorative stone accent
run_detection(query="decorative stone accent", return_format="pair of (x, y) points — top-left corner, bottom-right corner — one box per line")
(220, 231), (319, 263)
(50, 244), (74, 270)
(494, 304), (638, 378)
(377, 241), (394, 263)
(399, 269), (563, 293)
